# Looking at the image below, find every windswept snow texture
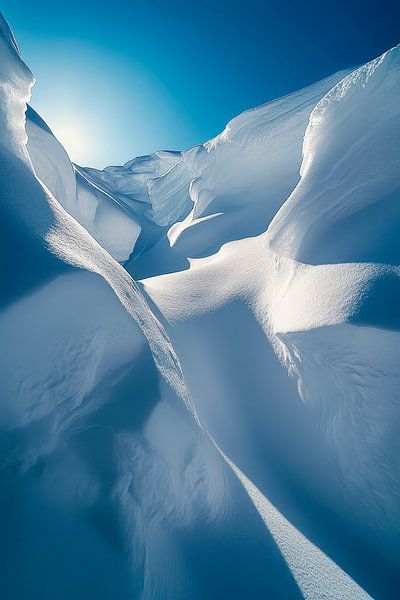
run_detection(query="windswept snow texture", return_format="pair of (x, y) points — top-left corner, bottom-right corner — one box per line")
(1, 10), (400, 599)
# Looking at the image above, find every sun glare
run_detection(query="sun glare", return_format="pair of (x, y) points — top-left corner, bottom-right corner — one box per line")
(51, 120), (90, 166)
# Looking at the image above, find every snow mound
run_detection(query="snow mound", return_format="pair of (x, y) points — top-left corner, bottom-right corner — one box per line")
(267, 45), (400, 265)
(83, 149), (194, 226)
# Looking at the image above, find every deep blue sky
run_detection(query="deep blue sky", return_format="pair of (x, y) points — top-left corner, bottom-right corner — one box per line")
(2, 0), (399, 167)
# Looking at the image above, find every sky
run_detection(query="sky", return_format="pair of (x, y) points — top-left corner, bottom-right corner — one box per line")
(2, 0), (399, 168)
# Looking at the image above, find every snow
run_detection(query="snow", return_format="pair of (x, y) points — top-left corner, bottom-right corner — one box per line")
(222, 450), (372, 600)
(267, 45), (400, 265)
(26, 106), (141, 262)
(1, 10), (400, 599)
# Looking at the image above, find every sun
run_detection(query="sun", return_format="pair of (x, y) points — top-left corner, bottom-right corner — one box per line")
(51, 119), (90, 166)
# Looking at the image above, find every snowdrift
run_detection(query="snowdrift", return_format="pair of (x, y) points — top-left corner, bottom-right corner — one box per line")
(25, 105), (141, 262)
(1, 11), (399, 599)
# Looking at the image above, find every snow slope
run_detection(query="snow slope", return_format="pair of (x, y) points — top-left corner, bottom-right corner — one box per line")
(139, 44), (400, 598)
(0, 14), (257, 599)
(25, 105), (141, 262)
(267, 45), (400, 266)
(1, 10), (400, 599)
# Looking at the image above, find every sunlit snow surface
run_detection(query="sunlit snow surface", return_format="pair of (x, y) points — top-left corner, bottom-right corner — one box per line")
(1, 11), (400, 599)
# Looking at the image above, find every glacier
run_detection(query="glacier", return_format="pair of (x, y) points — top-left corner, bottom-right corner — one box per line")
(0, 11), (399, 599)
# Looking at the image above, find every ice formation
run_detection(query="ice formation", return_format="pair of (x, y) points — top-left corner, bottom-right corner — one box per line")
(0, 11), (399, 599)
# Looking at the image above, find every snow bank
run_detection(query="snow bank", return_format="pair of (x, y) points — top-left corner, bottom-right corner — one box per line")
(267, 45), (400, 265)
(0, 13), (33, 161)
(83, 149), (194, 227)
(140, 45), (400, 597)
(83, 70), (348, 266)
(25, 106), (141, 261)
(166, 70), (349, 260)
(0, 15), (232, 597)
